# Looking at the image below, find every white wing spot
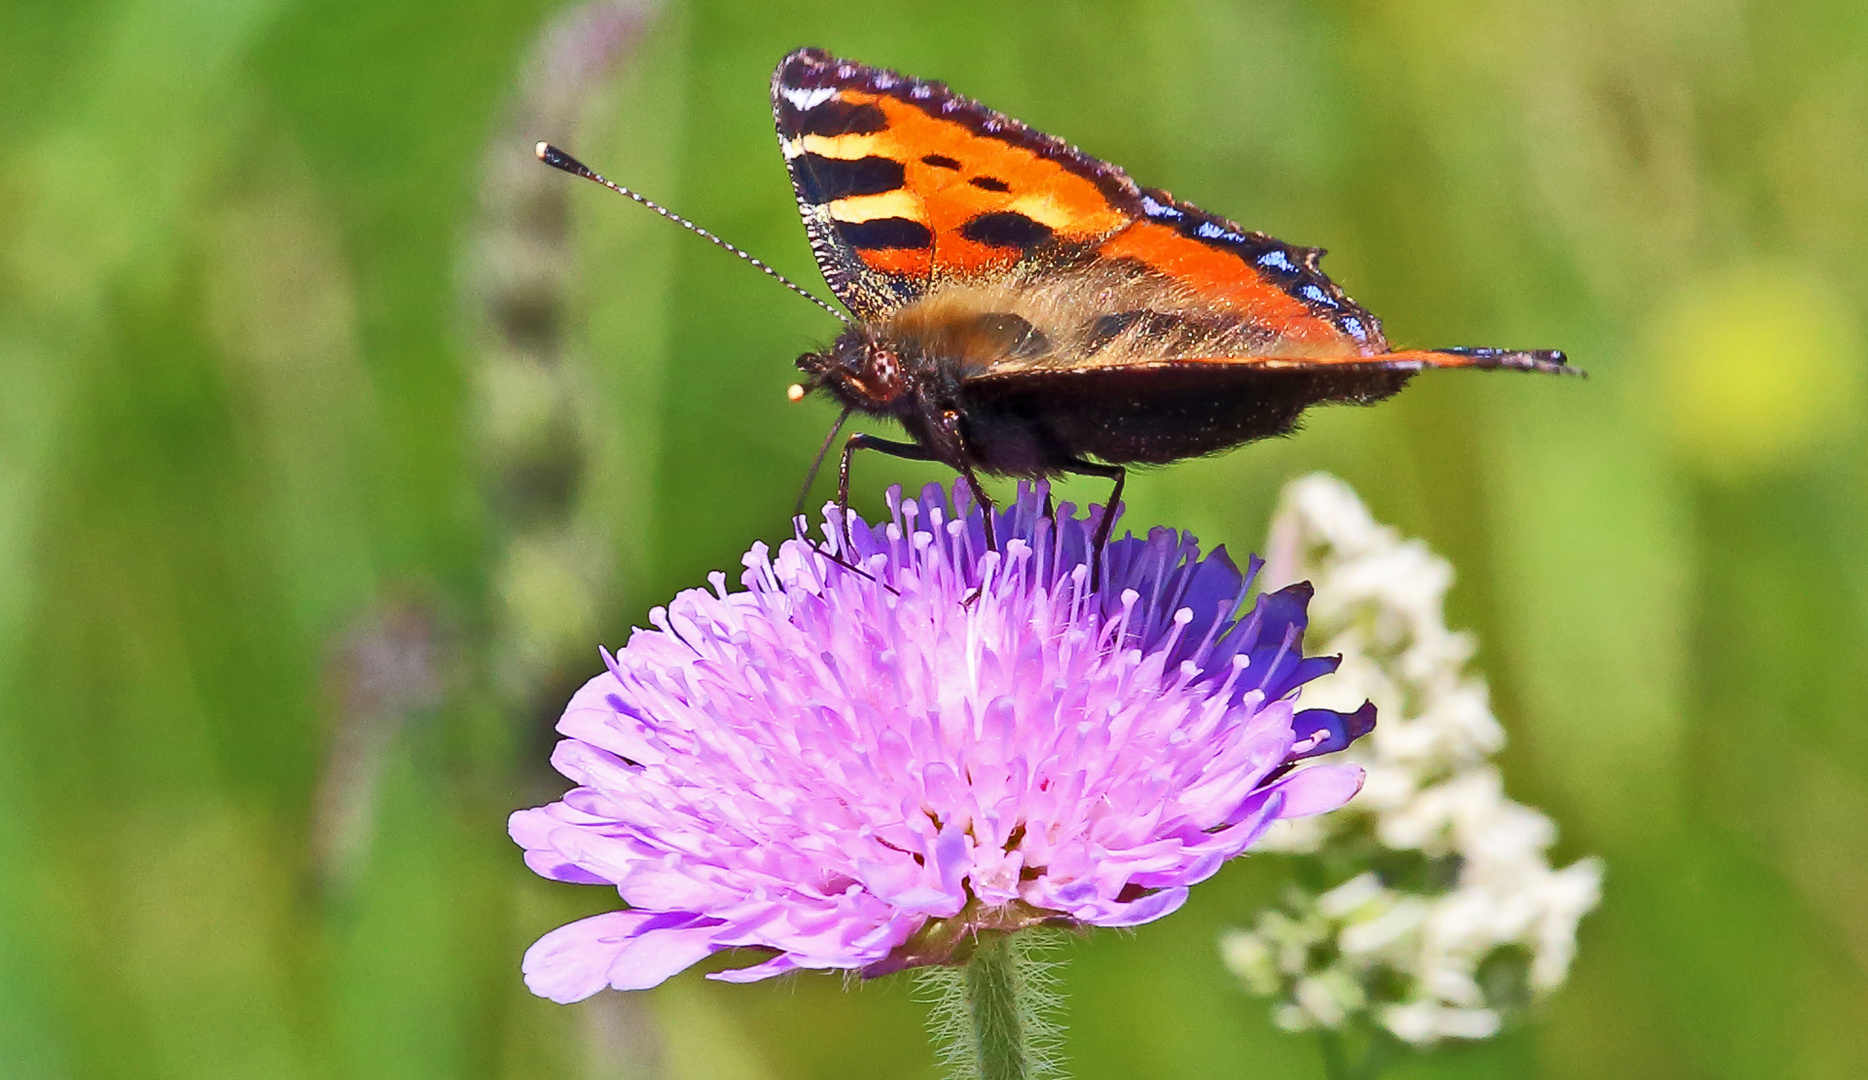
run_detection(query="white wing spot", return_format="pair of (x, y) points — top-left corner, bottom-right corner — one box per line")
(781, 85), (840, 110)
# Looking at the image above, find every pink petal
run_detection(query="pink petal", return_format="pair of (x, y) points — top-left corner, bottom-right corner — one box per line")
(521, 849), (611, 885)
(603, 923), (722, 991)
(557, 675), (664, 766)
(509, 808), (612, 885)
(1091, 885), (1190, 927)
(706, 953), (801, 983)
(521, 912), (720, 1002)
(1268, 764), (1366, 818)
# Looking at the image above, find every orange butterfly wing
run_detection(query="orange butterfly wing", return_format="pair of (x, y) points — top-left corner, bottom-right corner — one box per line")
(773, 48), (1574, 395)
(775, 48), (1138, 320)
(773, 50), (1404, 358)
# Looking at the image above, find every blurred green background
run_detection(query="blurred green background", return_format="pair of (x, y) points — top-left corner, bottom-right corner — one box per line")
(4, 0), (1866, 1077)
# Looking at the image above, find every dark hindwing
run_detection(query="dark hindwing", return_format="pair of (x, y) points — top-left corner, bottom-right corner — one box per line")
(958, 361), (1415, 469)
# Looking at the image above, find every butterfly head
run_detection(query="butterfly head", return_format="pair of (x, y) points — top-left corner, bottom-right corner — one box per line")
(793, 327), (914, 414)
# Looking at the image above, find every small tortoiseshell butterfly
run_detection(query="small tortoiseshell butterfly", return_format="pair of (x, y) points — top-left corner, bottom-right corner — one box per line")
(542, 47), (1576, 559)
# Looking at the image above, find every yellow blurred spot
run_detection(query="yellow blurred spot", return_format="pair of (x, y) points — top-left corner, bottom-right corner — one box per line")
(1649, 265), (1862, 480)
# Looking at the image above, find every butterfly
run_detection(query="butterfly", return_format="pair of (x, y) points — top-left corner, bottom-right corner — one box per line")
(541, 47), (1575, 563)
(772, 48), (1575, 551)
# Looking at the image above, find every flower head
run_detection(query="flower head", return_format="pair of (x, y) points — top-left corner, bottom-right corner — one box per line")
(512, 482), (1372, 1002)
(1222, 475), (1602, 1046)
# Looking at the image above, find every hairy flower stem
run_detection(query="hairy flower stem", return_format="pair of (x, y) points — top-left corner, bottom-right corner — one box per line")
(965, 934), (1031, 1080)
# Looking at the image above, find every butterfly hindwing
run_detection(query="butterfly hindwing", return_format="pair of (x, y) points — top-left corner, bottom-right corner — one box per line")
(958, 348), (1570, 465)
(960, 360), (1413, 466)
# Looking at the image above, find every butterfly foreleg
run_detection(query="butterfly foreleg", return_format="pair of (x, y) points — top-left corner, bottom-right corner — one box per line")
(836, 433), (935, 553)
(1062, 459), (1125, 591)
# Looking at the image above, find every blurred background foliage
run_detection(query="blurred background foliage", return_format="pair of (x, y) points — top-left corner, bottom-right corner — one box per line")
(2, 0), (1865, 1077)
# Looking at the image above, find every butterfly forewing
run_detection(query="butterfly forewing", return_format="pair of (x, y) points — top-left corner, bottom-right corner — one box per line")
(774, 48), (1144, 321)
(1092, 191), (1388, 356)
(774, 48), (1399, 369)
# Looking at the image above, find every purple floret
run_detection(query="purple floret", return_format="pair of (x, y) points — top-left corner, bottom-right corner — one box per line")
(511, 482), (1372, 1002)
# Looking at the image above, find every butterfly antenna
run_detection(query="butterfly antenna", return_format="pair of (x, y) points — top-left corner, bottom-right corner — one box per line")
(794, 405), (853, 518)
(536, 143), (850, 325)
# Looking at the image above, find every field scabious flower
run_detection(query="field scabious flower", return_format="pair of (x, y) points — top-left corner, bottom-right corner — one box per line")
(512, 481), (1374, 1003)
(1221, 475), (1602, 1050)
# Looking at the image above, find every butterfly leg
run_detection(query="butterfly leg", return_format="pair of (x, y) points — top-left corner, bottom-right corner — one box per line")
(927, 409), (998, 552)
(836, 433), (934, 551)
(958, 467), (999, 553)
(1062, 459), (1125, 590)
(948, 468), (1004, 611)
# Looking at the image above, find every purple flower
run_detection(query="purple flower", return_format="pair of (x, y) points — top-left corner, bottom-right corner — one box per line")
(511, 482), (1374, 1002)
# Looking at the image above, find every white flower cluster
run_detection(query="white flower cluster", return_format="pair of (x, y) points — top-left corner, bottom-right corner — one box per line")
(1221, 474), (1602, 1046)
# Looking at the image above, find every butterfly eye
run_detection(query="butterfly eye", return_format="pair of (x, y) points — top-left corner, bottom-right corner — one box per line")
(868, 347), (905, 392)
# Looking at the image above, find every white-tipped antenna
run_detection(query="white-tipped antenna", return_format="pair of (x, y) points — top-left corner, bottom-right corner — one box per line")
(535, 143), (850, 325)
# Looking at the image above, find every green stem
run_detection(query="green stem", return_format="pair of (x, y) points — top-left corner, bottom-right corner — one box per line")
(965, 934), (1028, 1080)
